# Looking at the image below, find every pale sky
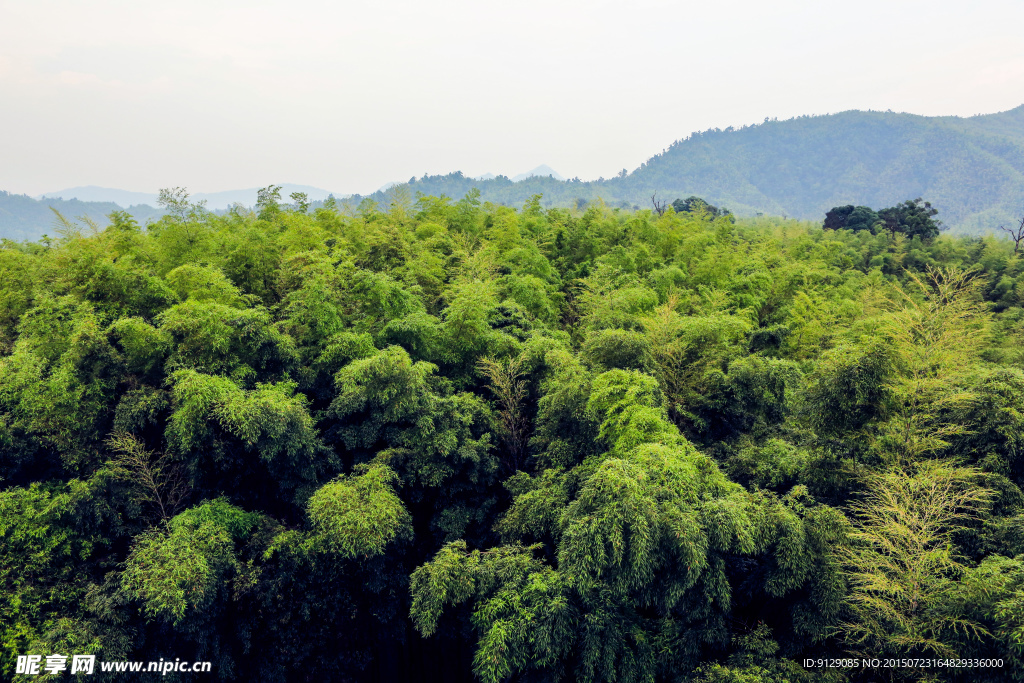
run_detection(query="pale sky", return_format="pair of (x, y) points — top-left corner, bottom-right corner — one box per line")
(2, 0), (1024, 196)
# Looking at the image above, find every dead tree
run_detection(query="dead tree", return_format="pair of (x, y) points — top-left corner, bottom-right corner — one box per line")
(651, 193), (666, 217)
(999, 212), (1024, 255)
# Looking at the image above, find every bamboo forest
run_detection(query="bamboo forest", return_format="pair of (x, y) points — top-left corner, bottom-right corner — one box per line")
(2, 187), (1023, 683)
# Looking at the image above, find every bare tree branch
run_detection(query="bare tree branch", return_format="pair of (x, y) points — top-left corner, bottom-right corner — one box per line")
(106, 433), (191, 522)
(998, 211), (1024, 254)
(650, 193), (666, 217)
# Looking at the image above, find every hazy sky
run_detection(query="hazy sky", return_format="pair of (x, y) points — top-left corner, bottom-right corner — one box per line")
(2, 0), (1024, 196)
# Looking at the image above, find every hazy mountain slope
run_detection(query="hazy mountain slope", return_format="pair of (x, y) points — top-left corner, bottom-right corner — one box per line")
(190, 184), (344, 209)
(0, 192), (163, 241)
(621, 108), (1024, 231)
(368, 107), (1024, 233)
(39, 186), (160, 207)
(10, 107), (1024, 236)
(367, 172), (593, 210)
(40, 183), (344, 211)
(2, 184), (350, 240)
(511, 164), (564, 182)
(956, 104), (1024, 140)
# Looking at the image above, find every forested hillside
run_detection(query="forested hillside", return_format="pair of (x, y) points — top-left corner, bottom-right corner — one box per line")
(2, 191), (1023, 682)
(373, 106), (1024, 234)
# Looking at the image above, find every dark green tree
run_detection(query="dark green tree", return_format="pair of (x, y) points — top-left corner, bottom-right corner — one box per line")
(878, 198), (941, 239)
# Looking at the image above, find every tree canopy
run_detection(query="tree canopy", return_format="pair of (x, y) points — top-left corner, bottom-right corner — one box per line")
(823, 198), (942, 239)
(1, 189), (1023, 682)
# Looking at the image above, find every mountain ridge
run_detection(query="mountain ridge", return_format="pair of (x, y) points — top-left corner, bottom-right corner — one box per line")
(0, 191), (164, 242)
(6, 106), (1024, 239)
(38, 184), (348, 211)
(363, 105), (1024, 234)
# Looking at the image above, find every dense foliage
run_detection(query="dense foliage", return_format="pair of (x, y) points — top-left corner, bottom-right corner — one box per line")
(824, 199), (941, 240)
(2, 189), (1023, 682)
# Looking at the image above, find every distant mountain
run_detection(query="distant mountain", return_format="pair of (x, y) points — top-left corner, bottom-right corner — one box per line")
(1, 183), (353, 241)
(363, 107), (1024, 234)
(39, 184), (346, 211)
(616, 106), (1024, 233)
(0, 192), (163, 242)
(14, 106), (1024, 237)
(200, 185), (349, 210)
(39, 186), (160, 207)
(511, 165), (564, 182)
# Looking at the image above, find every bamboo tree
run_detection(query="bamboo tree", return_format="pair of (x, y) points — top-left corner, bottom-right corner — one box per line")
(877, 266), (991, 464)
(840, 460), (994, 661)
(477, 355), (529, 473)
